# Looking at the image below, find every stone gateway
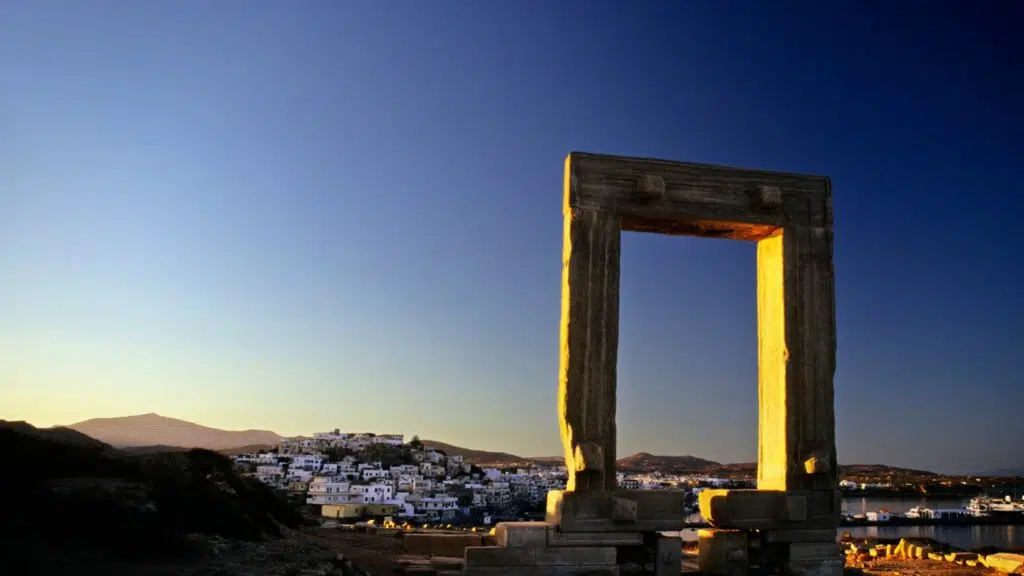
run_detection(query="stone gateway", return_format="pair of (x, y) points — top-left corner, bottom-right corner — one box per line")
(464, 152), (839, 576)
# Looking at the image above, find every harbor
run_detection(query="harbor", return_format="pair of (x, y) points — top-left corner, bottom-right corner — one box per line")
(841, 495), (1024, 525)
(837, 495), (1024, 550)
(659, 495), (1024, 550)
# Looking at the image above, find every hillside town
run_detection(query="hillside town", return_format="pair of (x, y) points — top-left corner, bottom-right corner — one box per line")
(232, 431), (742, 524)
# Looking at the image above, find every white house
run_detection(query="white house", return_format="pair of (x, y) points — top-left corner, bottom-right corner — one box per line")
(409, 495), (459, 520)
(420, 463), (446, 478)
(424, 450), (446, 465)
(292, 454), (324, 470)
(362, 468), (391, 481)
(372, 434), (404, 446)
(255, 464), (283, 485)
(395, 473), (418, 491)
(351, 483), (394, 503)
(286, 469), (313, 483)
(413, 477), (436, 492)
(307, 479), (353, 505)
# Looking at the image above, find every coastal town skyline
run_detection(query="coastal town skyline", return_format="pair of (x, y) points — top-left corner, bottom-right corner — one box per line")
(2, 2), (1022, 474)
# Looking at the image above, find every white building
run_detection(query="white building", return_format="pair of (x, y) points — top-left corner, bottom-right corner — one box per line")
(351, 483), (394, 503)
(362, 468), (391, 481)
(255, 464), (284, 484)
(372, 434), (404, 446)
(307, 479), (354, 505)
(292, 454), (324, 470)
(413, 477), (436, 492)
(395, 473), (418, 491)
(410, 495), (459, 520)
(286, 469), (314, 483)
(424, 450), (446, 464)
(420, 463), (446, 478)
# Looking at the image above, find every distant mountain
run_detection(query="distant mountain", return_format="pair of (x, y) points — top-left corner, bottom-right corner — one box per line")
(218, 444), (278, 455)
(617, 452), (721, 473)
(839, 463), (938, 477)
(66, 413), (283, 451)
(416, 443), (940, 477)
(420, 439), (530, 465)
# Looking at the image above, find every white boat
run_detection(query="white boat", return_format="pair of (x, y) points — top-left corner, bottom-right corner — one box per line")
(968, 496), (1024, 518)
(905, 505), (969, 520)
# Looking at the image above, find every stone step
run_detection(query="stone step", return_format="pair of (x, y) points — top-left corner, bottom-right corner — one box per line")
(465, 567), (618, 576)
(465, 545), (616, 567)
(493, 521), (644, 549)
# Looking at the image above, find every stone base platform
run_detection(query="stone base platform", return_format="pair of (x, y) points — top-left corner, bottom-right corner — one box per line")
(464, 521), (678, 576)
(697, 528), (842, 576)
(546, 490), (692, 532)
(695, 489), (842, 576)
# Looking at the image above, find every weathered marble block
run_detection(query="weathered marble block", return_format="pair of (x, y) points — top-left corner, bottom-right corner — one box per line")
(698, 489), (840, 530)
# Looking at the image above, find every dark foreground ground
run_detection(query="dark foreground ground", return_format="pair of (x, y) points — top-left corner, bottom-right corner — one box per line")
(10, 525), (405, 576)
(13, 527), (1024, 576)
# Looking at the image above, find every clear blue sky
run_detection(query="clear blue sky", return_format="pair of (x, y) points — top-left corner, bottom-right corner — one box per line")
(2, 1), (1021, 474)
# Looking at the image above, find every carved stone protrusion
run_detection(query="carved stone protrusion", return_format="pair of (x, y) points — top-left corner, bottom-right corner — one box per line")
(803, 450), (832, 475)
(637, 174), (666, 200)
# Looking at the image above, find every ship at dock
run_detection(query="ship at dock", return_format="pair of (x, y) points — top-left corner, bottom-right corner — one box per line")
(967, 495), (1024, 518)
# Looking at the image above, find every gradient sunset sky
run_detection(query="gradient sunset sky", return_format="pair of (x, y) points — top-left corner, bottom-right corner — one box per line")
(2, 1), (1021, 474)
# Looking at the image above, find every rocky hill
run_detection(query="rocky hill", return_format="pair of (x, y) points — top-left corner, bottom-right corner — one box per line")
(67, 413), (283, 450)
(615, 452), (720, 473)
(0, 420), (305, 572)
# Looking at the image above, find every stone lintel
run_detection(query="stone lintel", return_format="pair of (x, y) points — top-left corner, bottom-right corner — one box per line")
(464, 545), (616, 567)
(546, 489), (690, 532)
(566, 152), (829, 241)
(698, 489), (840, 530)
